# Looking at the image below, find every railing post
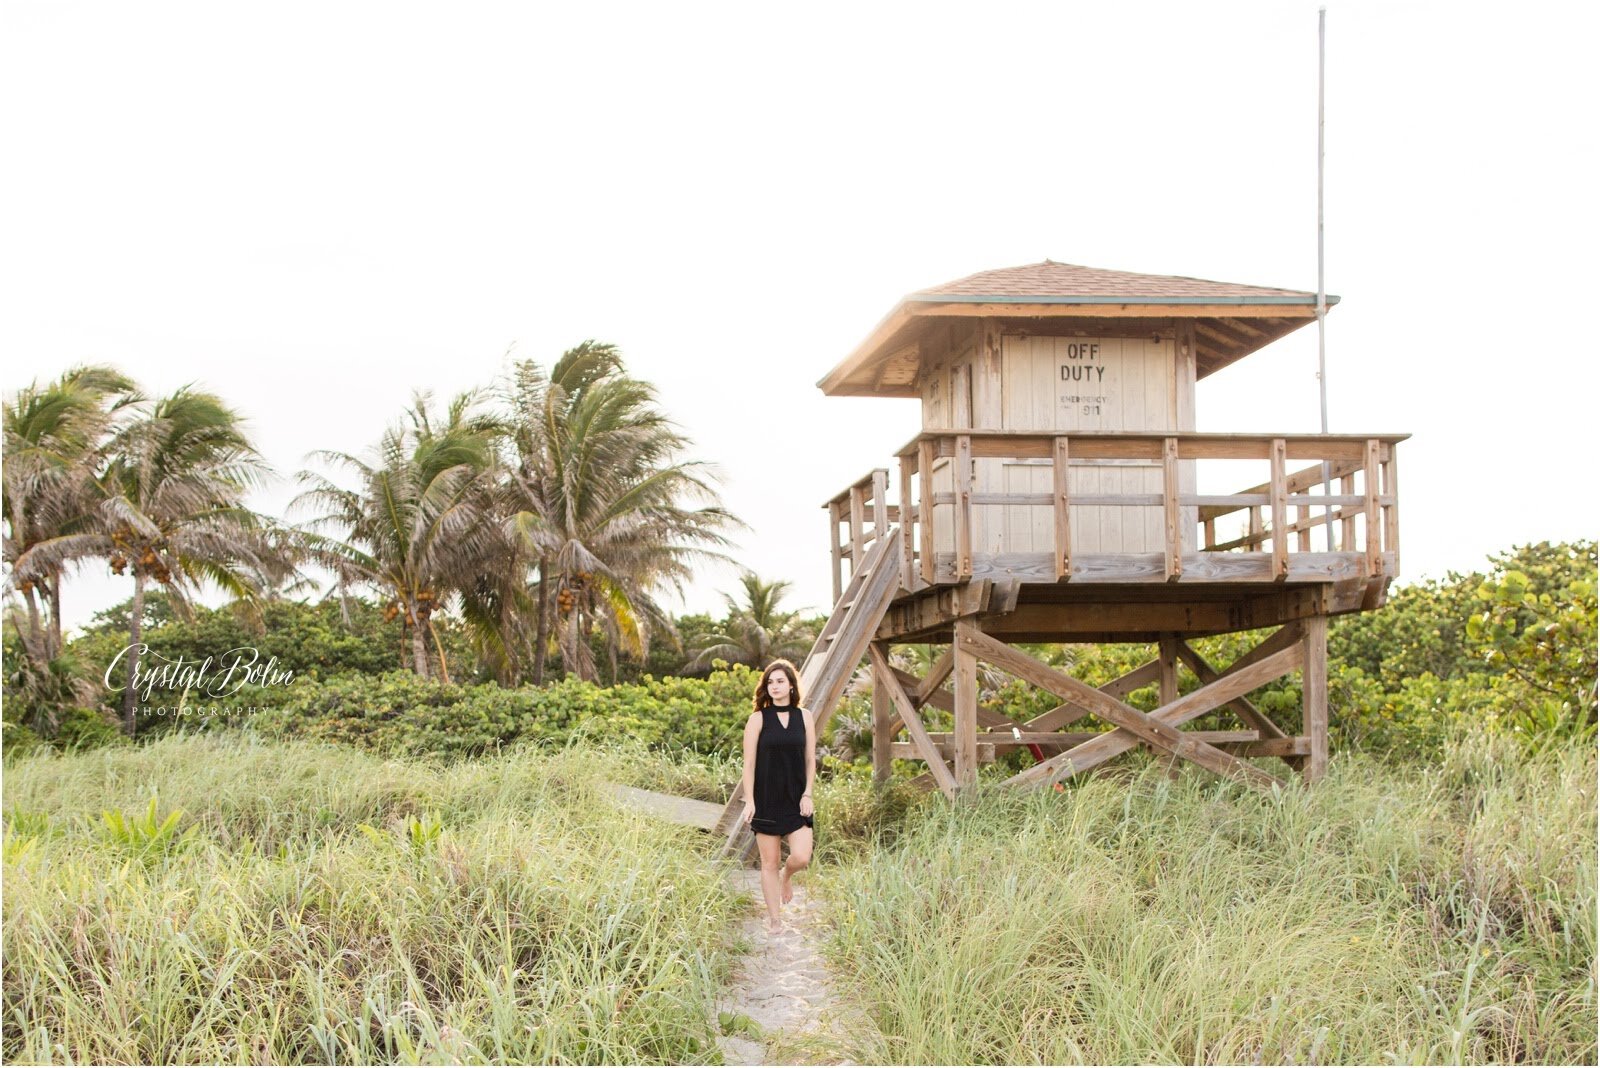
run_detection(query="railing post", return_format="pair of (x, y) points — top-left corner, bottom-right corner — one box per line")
(954, 434), (973, 580)
(1162, 436), (1182, 581)
(918, 439), (935, 584)
(898, 454), (915, 590)
(1269, 438), (1289, 580)
(828, 500), (843, 604)
(1340, 472), (1357, 553)
(1383, 444), (1400, 576)
(849, 481), (866, 568)
(1052, 435), (1072, 580)
(871, 468), (889, 546)
(1363, 438), (1382, 577)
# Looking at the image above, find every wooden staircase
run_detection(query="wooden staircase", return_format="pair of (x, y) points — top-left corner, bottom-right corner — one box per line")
(714, 527), (903, 861)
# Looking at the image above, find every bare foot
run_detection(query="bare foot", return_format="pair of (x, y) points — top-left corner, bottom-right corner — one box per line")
(780, 871), (795, 904)
(766, 917), (783, 935)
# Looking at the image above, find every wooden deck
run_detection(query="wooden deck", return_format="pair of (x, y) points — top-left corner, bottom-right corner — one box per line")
(826, 430), (1405, 640)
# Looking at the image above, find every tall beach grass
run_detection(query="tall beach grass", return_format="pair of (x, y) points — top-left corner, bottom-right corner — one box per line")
(2, 734), (748, 1065)
(814, 735), (1597, 1064)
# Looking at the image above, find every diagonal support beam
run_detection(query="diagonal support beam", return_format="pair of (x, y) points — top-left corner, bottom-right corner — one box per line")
(957, 628), (1293, 790)
(915, 647), (956, 703)
(1022, 659), (1163, 732)
(869, 643), (958, 797)
(1001, 638), (1305, 789)
(1175, 641), (1288, 740)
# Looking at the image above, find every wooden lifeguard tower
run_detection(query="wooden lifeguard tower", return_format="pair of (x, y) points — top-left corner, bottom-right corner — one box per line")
(716, 260), (1404, 850)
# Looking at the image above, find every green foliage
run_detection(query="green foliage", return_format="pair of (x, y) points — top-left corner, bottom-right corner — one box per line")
(357, 810), (444, 855)
(1467, 549), (1598, 747)
(96, 796), (199, 862)
(74, 594), (409, 682)
(717, 1011), (764, 1040)
(238, 664), (765, 760)
(1331, 541), (1597, 758)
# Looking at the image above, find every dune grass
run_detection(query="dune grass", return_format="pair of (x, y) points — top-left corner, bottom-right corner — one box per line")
(5, 728), (1594, 1065)
(2, 734), (749, 1065)
(812, 735), (1597, 1065)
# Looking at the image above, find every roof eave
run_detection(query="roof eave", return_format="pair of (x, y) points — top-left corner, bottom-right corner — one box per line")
(906, 293), (1339, 306)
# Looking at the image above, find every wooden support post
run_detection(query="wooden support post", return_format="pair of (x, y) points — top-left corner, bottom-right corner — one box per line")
(898, 453), (916, 590)
(954, 434), (973, 579)
(1158, 637), (1179, 706)
(1269, 437), (1289, 580)
(918, 439), (935, 584)
(1203, 516), (1217, 550)
(1363, 438), (1382, 578)
(1248, 505), (1264, 550)
(1053, 435), (1072, 580)
(1162, 436), (1182, 581)
(1303, 613), (1329, 782)
(952, 620), (980, 790)
(1158, 635), (1181, 778)
(872, 655), (893, 786)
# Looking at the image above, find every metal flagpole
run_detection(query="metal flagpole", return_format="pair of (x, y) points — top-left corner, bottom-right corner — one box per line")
(1317, 6), (1334, 549)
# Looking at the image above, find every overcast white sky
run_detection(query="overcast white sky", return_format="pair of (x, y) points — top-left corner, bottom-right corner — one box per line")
(3, 0), (1596, 633)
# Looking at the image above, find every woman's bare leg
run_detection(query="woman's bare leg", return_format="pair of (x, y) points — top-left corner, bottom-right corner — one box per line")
(779, 826), (813, 904)
(756, 832), (785, 933)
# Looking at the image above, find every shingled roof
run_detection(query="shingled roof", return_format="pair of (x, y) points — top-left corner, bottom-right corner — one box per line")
(818, 260), (1337, 396)
(912, 260), (1330, 304)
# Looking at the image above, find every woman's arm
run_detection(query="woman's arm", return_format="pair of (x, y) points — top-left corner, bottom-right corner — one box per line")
(740, 712), (761, 820)
(800, 706), (817, 816)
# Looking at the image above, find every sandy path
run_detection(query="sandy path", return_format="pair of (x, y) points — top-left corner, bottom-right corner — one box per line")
(713, 868), (866, 1066)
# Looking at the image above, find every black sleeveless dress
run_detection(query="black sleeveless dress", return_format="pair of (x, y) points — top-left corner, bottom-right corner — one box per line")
(751, 703), (813, 837)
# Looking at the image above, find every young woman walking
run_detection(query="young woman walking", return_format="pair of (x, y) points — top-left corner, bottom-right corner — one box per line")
(739, 659), (815, 934)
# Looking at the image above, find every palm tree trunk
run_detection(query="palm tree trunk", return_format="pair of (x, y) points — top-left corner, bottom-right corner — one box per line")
(22, 586), (46, 664)
(45, 571), (63, 660)
(122, 572), (146, 737)
(410, 616), (431, 679)
(533, 557), (550, 685)
(428, 618), (452, 686)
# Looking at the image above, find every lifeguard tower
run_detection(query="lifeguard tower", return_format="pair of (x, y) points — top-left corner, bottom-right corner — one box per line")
(716, 260), (1404, 848)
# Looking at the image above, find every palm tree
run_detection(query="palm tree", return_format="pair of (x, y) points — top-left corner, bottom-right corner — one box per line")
(293, 389), (511, 681)
(685, 572), (814, 672)
(12, 385), (286, 735)
(503, 342), (737, 683)
(3, 365), (140, 665)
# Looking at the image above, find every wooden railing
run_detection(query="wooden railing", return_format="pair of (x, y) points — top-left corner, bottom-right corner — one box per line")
(826, 431), (1405, 593)
(823, 468), (898, 602)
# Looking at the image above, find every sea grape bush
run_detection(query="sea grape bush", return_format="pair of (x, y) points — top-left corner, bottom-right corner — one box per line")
(219, 664), (765, 759)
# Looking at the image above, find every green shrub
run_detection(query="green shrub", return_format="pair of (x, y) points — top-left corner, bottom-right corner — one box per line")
(235, 664), (765, 760)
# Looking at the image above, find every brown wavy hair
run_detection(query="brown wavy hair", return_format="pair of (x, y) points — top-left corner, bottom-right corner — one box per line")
(752, 659), (802, 713)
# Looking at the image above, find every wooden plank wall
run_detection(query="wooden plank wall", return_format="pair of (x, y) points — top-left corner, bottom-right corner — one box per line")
(982, 332), (1192, 556)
